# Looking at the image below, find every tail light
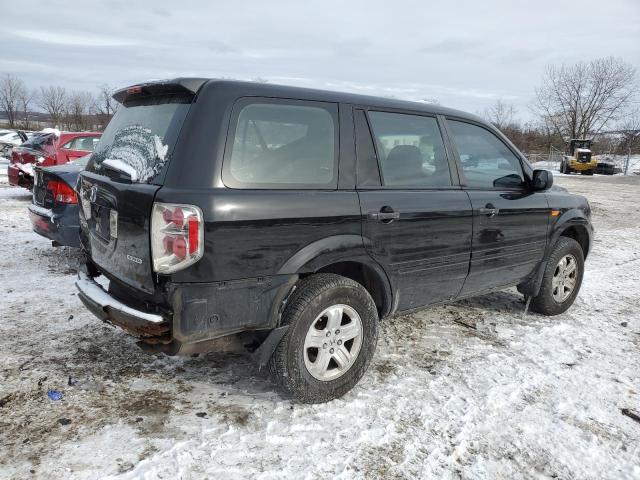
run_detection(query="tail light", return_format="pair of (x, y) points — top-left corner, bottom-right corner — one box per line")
(151, 203), (203, 274)
(47, 179), (77, 204)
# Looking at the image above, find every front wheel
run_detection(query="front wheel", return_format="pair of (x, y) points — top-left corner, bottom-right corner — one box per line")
(530, 237), (584, 316)
(269, 274), (378, 403)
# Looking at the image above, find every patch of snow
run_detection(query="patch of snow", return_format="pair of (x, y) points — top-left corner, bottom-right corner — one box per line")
(101, 159), (139, 182)
(40, 127), (61, 137)
(96, 125), (169, 183)
(0, 173), (639, 479)
(153, 135), (168, 161)
(19, 163), (34, 176)
(76, 272), (164, 323)
(28, 204), (54, 221)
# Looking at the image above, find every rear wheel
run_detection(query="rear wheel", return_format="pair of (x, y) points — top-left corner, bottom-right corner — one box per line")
(269, 274), (378, 403)
(530, 237), (584, 316)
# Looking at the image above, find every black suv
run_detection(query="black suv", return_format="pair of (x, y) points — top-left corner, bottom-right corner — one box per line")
(76, 79), (592, 403)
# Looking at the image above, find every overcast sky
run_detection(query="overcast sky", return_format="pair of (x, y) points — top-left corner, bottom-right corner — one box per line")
(2, 0), (639, 120)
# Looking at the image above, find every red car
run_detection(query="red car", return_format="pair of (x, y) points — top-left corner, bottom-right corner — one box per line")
(8, 130), (101, 189)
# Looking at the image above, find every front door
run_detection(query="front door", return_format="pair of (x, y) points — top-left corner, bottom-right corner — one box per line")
(445, 119), (550, 295)
(355, 109), (473, 311)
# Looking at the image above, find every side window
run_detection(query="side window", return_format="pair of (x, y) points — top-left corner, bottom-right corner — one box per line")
(355, 109), (381, 186)
(67, 136), (98, 151)
(367, 111), (451, 187)
(448, 120), (525, 189)
(224, 100), (338, 188)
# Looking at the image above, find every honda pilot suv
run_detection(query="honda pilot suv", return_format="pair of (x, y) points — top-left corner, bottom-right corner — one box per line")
(76, 79), (593, 403)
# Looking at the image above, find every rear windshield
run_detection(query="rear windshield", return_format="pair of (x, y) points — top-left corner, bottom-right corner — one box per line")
(91, 95), (191, 183)
(21, 133), (55, 151)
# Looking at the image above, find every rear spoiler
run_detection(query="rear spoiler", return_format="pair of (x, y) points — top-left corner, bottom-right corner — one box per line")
(112, 78), (208, 104)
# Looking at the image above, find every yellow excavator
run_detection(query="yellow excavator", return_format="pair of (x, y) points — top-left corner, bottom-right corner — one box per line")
(560, 139), (598, 175)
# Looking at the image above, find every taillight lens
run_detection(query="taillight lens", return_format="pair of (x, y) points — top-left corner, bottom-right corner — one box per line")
(151, 203), (204, 274)
(47, 179), (77, 204)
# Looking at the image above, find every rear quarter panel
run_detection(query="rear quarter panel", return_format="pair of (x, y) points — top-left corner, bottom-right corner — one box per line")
(160, 82), (364, 284)
(156, 188), (363, 283)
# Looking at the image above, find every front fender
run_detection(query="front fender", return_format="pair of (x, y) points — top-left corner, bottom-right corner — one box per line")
(549, 210), (593, 253)
(518, 208), (592, 297)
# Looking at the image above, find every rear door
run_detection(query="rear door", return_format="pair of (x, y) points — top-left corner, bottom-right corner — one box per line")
(356, 109), (473, 311)
(79, 93), (192, 293)
(445, 119), (549, 295)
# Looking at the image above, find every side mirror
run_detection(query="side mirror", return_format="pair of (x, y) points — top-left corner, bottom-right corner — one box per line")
(532, 169), (553, 190)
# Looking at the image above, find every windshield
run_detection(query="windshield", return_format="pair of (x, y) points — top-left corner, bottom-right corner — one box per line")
(21, 133), (55, 151)
(91, 94), (191, 183)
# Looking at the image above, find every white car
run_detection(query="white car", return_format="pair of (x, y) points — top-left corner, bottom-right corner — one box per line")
(0, 131), (26, 146)
(0, 130), (29, 157)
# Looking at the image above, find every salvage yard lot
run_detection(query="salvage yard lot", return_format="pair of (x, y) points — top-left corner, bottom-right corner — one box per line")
(0, 170), (639, 480)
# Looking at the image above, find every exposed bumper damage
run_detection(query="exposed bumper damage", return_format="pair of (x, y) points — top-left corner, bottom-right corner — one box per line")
(28, 204), (80, 248)
(76, 263), (298, 358)
(75, 270), (171, 341)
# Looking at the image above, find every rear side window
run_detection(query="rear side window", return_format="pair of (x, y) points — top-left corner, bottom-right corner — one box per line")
(355, 109), (381, 186)
(367, 111), (451, 187)
(63, 136), (99, 151)
(224, 99), (338, 188)
(448, 120), (525, 189)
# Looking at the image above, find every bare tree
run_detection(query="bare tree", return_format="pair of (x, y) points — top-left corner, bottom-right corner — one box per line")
(18, 88), (36, 129)
(64, 90), (95, 131)
(95, 84), (117, 129)
(534, 57), (637, 140)
(618, 109), (640, 174)
(484, 99), (516, 130)
(38, 86), (67, 128)
(0, 74), (27, 128)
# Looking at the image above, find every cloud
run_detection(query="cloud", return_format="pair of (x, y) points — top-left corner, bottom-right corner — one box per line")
(11, 29), (139, 47)
(0, 0), (637, 120)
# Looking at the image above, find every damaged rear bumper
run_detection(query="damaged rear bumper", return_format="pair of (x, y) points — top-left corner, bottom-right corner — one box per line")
(75, 270), (170, 340)
(28, 204), (80, 247)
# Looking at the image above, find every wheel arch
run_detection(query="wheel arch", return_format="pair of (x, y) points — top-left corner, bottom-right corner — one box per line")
(552, 213), (592, 260)
(276, 235), (393, 318)
(518, 213), (592, 297)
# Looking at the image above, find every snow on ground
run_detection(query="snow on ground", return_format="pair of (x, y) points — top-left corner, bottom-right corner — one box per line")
(531, 155), (640, 176)
(0, 174), (639, 480)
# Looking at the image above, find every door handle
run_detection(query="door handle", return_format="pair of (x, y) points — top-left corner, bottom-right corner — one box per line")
(368, 209), (400, 222)
(478, 204), (499, 217)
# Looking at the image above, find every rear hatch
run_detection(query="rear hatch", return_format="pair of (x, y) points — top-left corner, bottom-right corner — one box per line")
(78, 86), (195, 294)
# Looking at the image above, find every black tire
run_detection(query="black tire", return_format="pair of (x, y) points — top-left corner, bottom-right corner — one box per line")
(268, 273), (378, 403)
(530, 237), (584, 316)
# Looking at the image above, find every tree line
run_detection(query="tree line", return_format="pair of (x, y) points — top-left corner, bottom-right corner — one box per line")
(0, 77), (117, 132)
(1, 56), (638, 155)
(484, 57), (638, 155)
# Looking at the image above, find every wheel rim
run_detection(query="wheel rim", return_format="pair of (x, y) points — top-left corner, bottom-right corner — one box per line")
(303, 304), (363, 382)
(551, 254), (578, 303)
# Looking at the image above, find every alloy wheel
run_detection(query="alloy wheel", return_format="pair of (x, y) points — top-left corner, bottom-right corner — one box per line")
(303, 304), (363, 381)
(551, 254), (578, 303)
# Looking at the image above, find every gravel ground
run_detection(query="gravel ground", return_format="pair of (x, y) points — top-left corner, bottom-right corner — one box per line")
(0, 171), (639, 480)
